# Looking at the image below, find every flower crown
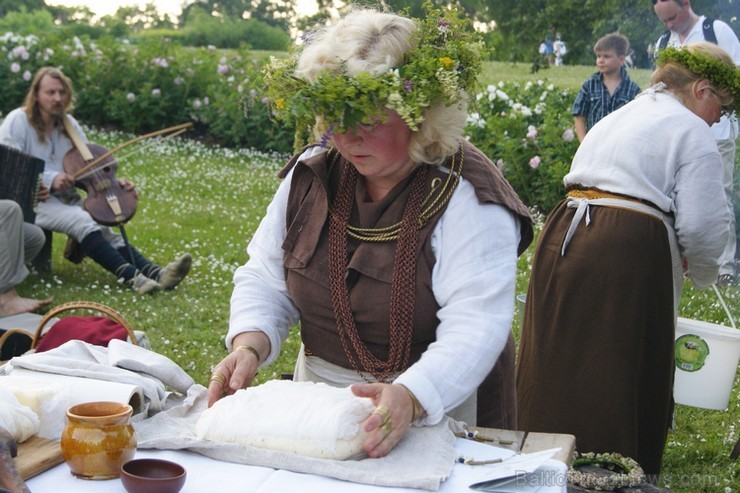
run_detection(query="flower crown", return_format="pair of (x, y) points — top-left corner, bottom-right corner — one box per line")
(262, 1), (486, 138)
(656, 46), (739, 114)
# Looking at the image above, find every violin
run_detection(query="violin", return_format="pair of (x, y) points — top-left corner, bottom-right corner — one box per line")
(63, 143), (137, 226)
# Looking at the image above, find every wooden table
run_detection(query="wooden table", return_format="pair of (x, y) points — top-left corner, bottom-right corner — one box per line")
(464, 426), (576, 465)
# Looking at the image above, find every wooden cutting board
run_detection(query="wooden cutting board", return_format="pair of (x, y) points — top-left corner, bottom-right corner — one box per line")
(15, 436), (64, 480)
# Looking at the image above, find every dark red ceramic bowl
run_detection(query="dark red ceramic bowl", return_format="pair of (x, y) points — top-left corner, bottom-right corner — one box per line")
(120, 458), (186, 493)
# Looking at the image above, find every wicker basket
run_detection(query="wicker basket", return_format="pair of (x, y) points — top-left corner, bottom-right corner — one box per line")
(31, 301), (138, 349)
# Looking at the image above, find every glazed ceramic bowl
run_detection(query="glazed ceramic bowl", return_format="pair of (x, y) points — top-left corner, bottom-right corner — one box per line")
(120, 458), (186, 493)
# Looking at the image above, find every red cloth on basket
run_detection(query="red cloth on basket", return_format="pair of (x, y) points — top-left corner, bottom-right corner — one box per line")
(35, 316), (128, 352)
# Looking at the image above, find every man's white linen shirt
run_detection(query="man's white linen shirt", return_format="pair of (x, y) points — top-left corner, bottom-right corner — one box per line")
(657, 16), (740, 140)
(228, 149), (520, 426)
(0, 108), (87, 188)
(565, 88), (730, 288)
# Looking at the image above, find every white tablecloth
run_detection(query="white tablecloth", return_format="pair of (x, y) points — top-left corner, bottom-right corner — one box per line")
(26, 438), (567, 493)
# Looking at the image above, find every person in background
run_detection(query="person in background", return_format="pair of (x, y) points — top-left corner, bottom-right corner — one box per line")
(653, 0), (740, 285)
(0, 198), (52, 317)
(0, 67), (191, 294)
(207, 6), (533, 458)
(553, 32), (567, 66)
(572, 33), (641, 142)
(539, 32), (555, 66)
(517, 42), (736, 477)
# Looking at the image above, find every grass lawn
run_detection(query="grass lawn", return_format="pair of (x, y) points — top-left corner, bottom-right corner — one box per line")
(12, 59), (738, 492)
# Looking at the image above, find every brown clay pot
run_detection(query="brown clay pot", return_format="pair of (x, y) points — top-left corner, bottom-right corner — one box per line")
(60, 401), (137, 480)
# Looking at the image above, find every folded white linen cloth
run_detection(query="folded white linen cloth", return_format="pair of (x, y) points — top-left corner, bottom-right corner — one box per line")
(2, 339), (192, 413)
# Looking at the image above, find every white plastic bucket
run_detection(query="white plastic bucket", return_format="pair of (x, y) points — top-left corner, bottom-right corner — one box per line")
(673, 317), (740, 410)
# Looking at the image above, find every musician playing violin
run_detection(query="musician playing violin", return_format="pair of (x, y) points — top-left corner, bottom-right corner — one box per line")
(0, 67), (191, 294)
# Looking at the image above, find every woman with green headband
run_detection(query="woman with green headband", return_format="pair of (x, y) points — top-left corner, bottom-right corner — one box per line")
(206, 5), (533, 457)
(517, 41), (736, 476)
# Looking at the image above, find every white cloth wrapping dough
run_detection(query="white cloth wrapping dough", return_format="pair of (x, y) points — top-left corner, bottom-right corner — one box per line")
(0, 387), (40, 443)
(0, 377), (69, 440)
(196, 380), (374, 460)
(137, 384), (457, 491)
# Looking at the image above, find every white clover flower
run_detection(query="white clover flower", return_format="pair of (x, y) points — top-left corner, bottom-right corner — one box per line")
(10, 62), (20, 73)
(22, 70), (31, 81)
(151, 88), (161, 96)
(529, 156), (541, 169)
(562, 128), (575, 142)
(127, 92), (136, 102)
(524, 81), (532, 90)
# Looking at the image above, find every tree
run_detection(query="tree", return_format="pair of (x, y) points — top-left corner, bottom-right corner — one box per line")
(181, 0), (296, 31)
(0, 0), (45, 18)
(104, 3), (175, 33)
(489, 0), (738, 68)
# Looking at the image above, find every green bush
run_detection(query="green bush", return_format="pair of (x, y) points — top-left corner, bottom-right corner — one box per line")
(0, 32), (294, 153)
(1, 30), (579, 210)
(466, 80), (579, 213)
(176, 7), (290, 51)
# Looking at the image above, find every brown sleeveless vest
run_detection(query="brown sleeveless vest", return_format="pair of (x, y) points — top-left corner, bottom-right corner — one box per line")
(279, 141), (532, 427)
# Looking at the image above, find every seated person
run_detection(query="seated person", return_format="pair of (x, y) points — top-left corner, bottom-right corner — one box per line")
(0, 67), (191, 294)
(0, 199), (51, 316)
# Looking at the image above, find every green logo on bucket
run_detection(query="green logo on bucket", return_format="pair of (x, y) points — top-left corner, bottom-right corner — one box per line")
(674, 334), (710, 372)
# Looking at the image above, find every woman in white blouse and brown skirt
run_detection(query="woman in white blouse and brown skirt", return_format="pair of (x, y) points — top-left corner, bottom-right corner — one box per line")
(516, 42), (736, 477)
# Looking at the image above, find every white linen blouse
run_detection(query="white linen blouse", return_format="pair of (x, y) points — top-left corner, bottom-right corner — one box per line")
(565, 87), (730, 289)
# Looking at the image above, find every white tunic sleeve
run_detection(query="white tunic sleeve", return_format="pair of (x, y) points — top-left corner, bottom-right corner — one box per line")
(228, 167), (300, 365)
(395, 178), (520, 425)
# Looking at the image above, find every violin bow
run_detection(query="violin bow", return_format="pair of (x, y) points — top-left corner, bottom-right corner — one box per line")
(70, 122), (193, 179)
(111, 128), (190, 165)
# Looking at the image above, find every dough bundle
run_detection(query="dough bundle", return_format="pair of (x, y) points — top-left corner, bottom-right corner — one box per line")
(196, 380), (375, 460)
(0, 387), (40, 443)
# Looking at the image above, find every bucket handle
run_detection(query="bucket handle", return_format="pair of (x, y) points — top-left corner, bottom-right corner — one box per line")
(711, 284), (737, 330)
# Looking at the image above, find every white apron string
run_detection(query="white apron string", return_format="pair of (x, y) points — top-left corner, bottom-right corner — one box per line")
(561, 196), (670, 256)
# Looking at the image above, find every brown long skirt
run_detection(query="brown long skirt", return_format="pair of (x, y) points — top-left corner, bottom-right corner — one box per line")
(477, 333), (517, 429)
(516, 200), (675, 476)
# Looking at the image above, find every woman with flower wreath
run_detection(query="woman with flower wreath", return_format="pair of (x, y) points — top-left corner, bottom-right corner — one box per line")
(517, 42), (736, 476)
(206, 4), (533, 458)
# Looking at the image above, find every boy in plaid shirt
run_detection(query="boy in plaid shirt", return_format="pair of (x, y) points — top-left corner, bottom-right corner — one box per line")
(572, 33), (641, 142)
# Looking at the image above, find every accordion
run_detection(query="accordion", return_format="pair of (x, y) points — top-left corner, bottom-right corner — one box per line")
(0, 144), (45, 223)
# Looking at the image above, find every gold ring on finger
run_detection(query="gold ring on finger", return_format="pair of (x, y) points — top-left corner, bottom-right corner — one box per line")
(381, 419), (394, 434)
(371, 405), (391, 422)
(209, 373), (226, 386)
